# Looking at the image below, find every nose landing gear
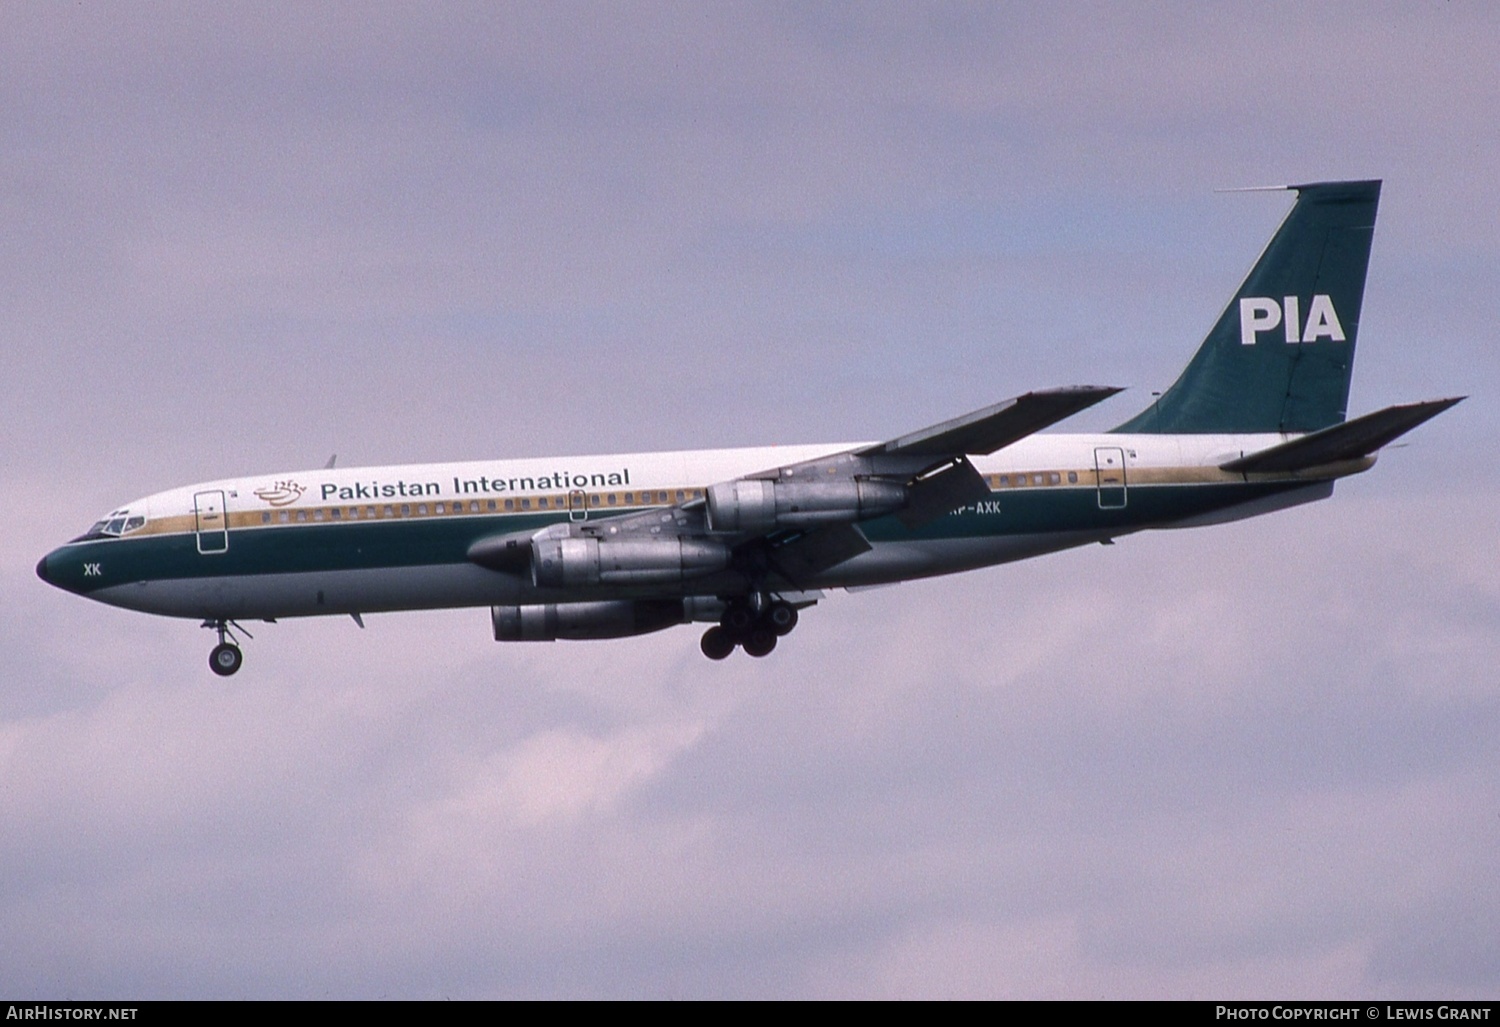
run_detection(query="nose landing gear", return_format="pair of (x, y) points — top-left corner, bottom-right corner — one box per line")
(700, 597), (801, 660)
(203, 619), (252, 677)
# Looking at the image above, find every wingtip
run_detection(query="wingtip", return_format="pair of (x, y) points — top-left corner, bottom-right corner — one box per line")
(1042, 384), (1126, 397)
(1213, 184), (1290, 194)
(1404, 395), (1465, 412)
(1052, 384), (1127, 404)
(1081, 384), (1128, 400)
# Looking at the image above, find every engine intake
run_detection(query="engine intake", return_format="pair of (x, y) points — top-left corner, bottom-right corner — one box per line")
(705, 477), (907, 534)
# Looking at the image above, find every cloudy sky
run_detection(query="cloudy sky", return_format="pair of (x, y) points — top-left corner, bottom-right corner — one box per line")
(3, 2), (1497, 999)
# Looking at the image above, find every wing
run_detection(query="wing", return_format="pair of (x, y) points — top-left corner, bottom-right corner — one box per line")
(856, 386), (1126, 459)
(469, 385), (1122, 589)
(727, 385), (1122, 581)
(859, 385), (1124, 528)
(708, 386), (1121, 533)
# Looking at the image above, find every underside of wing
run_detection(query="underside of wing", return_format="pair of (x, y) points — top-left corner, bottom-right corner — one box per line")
(761, 523), (874, 585)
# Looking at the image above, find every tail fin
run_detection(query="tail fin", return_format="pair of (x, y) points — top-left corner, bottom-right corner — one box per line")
(1116, 180), (1380, 434)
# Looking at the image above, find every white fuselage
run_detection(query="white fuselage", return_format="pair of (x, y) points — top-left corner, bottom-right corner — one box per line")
(54, 430), (1349, 623)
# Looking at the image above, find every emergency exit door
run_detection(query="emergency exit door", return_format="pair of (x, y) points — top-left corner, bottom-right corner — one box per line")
(1094, 448), (1127, 509)
(194, 490), (229, 553)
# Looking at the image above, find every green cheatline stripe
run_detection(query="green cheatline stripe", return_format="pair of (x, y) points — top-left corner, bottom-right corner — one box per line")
(50, 480), (1312, 593)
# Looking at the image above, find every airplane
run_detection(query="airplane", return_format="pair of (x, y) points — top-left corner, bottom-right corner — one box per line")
(37, 179), (1462, 675)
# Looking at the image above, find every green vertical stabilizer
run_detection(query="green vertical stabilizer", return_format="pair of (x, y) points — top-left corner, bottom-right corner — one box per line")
(1116, 180), (1380, 434)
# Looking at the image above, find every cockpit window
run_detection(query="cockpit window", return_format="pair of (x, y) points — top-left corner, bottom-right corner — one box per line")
(73, 510), (147, 542)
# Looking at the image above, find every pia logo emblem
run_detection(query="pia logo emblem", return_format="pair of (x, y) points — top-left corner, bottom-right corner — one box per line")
(253, 480), (305, 507)
(1239, 294), (1345, 346)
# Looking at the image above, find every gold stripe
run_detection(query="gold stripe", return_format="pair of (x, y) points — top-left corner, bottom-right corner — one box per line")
(128, 461), (1365, 539)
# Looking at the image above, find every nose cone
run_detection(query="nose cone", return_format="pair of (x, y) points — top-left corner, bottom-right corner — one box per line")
(36, 549), (79, 593)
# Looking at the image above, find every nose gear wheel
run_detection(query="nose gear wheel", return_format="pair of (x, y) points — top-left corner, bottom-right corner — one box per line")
(202, 619), (252, 677)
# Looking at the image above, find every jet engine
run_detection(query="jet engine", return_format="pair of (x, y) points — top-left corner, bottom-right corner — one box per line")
(530, 536), (729, 588)
(705, 478), (907, 534)
(492, 597), (726, 641)
(493, 600), (686, 641)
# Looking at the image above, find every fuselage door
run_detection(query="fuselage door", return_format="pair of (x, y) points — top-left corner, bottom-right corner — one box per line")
(1094, 447), (1127, 509)
(194, 490), (229, 554)
(568, 489), (589, 523)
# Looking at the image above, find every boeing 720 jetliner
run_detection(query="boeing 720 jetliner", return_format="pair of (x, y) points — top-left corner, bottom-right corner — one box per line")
(38, 180), (1461, 674)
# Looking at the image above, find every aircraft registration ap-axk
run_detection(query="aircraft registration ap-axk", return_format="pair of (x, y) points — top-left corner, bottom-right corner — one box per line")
(38, 180), (1462, 675)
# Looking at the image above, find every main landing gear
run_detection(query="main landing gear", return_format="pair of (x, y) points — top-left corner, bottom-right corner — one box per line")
(203, 619), (252, 677)
(700, 597), (800, 660)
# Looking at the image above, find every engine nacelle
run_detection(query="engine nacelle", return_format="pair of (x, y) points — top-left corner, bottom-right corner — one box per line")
(705, 477), (908, 534)
(531, 536), (729, 588)
(493, 600), (689, 641)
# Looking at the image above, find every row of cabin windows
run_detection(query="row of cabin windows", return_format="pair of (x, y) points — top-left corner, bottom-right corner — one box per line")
(986, 471), (1078, 488)
(256, 489), (707, 525)
(248, 475), (1095, 527)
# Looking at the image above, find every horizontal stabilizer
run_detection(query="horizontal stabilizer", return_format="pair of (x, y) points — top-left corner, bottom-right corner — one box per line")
(861, 386), (1122, 459)
(1220, 397), (1464, 473)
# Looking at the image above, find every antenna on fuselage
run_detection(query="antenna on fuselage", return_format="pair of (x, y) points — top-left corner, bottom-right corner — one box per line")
(324, 454), (337, 469)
